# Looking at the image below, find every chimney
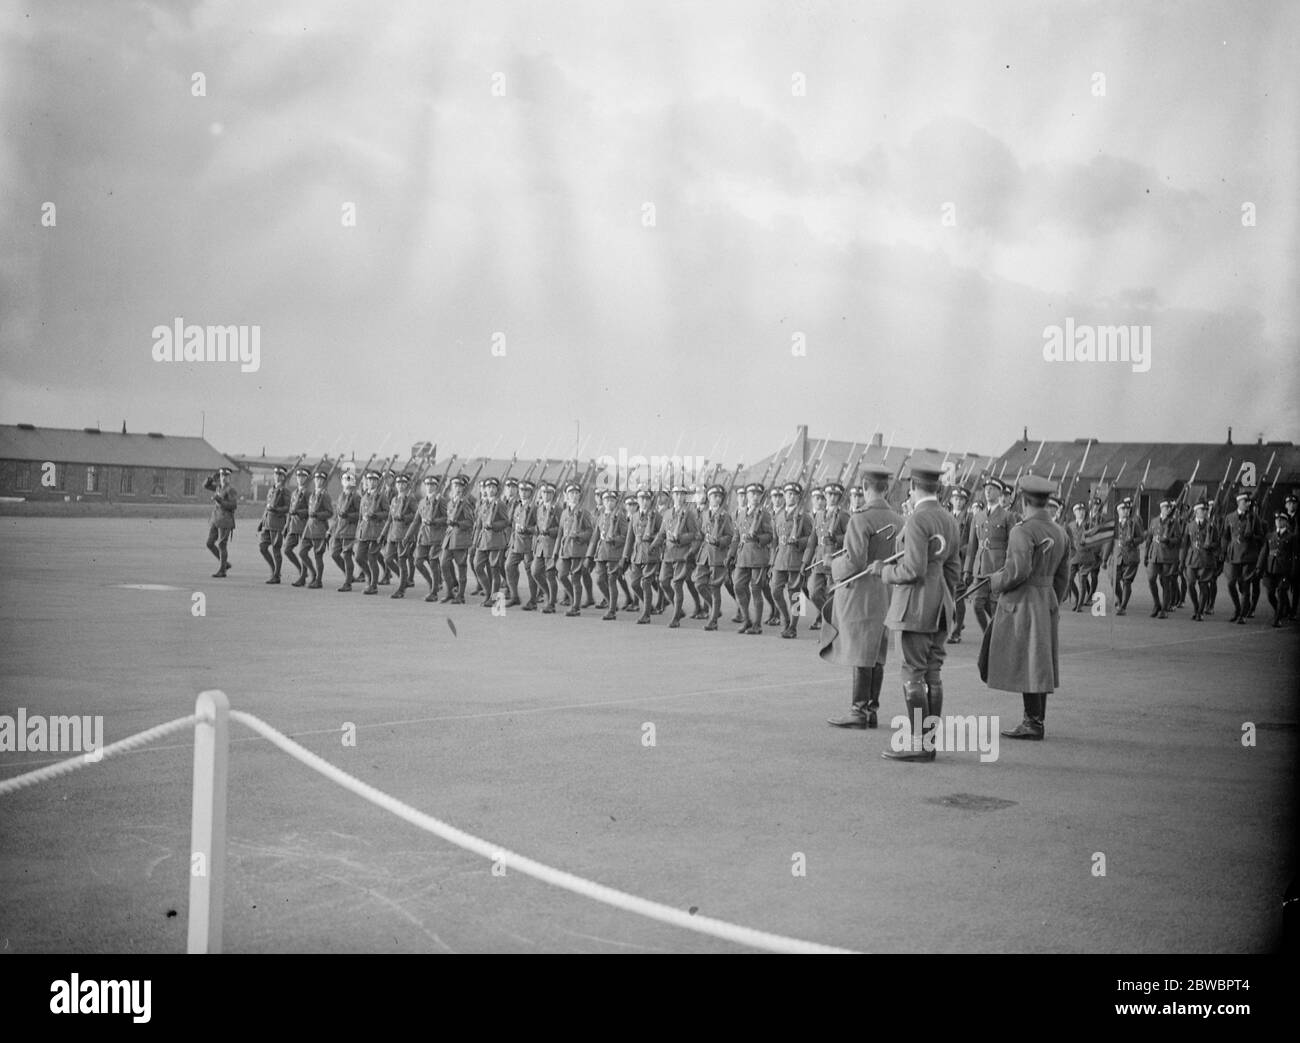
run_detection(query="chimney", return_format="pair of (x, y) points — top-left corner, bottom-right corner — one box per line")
(121, 420), (127, 434)
(871, 432), (883, 447)
(1227, 427), (1233, 446)
(1023, 426), (1028, 442)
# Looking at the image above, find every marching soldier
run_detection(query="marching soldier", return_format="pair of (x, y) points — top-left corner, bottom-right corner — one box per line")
(946, 485), (972, 642)
(848, 485), (866, 513)
(866, 463), (961, 763)
(1111, 497), (1145, 615)
(1182, 498), (1218, 621)
(299, 468), (334, 589)
(408, 474), (447, 602)
(331, 470), (362, 591)
(504, 479), (537, 607)
(964, 478), (1017, 632)
(356, 470), (389, 595)
(1219, 491), (1265, 624)
(471, 476), (511, 606)
(692, 483), (735, 631)
(822, 463), (903, 729)
(556, 482), (594, 616)
(1257, 511), (1295, 627)
(985, 475), (1071, 741)
(384, 473), (417, 598)
(591, 489), (629, 619)
(203, 466), (238, 578)
(527, 482), (562, 613)
(760, 486), (784, 626)
(1066, 502), (1097, 611)
(651, 484), (701, 628)
(807, 482), (849, 633)
(440, 475), (475, 604)
(683, 485), (707, 619)
(771, 482), (813, 638)
(624, 487), (663, 624)
(733, 483), (774, 635)
(1286, 492), (1299, 619)
(283, 466), (311, 581)
(618, 493), (640, 613)
(1143, 499), (1180, 618)
(258, 465), (290, 583)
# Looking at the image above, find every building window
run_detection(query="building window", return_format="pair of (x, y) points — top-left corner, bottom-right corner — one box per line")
(120, 468), (134, 494)
(85, 466), (99, 493)
(14, 463), (31, 491)
(152, 470), (166, 495)
(184, 471), (197, 496)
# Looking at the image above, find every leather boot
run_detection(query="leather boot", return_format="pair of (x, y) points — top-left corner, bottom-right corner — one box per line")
(882, 682), (934, 761)
(1002, 693), (1044, 739)
(828, 667), (873, 728)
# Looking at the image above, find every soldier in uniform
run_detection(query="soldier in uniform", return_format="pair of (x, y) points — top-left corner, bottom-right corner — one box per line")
(1066, 502), (1098, 611)
(383, 473), (417, 598)
(1143, 499), (1180, 618)
(624, 487), (662, 624)
(1219, 490), (1265, 624)
(985, 475), (1071, 741)
(867, 463), (961, 762)
(732, 483), (773, 634)
(471, 476), (511, 606)
(618, 494), (640, 612)
(1286, 493), (1299, 619)
(556, 482), (594, 616)
(807, 482), (849, 633)
(1257, 511), (1295, 627)
(406, 474), (446, 602)
(848, 485), (866, 514)
(299, 468), (334, 589)
(771, 482), (813, 638)
(438, 475), (474, 603)
(1111, 497), (1145, 615)
(822, 464), (903, 729)
(527, 482), (562, 612)
(651, 484), (701, 628)
(964, 478), (1017, 633)
(692, 483), (735, 631)
(760, 487), (784, 626)
(203, 466), (238, 578)
(682, 485), (707, 619)
(1182, 498), (1218, 621)
(355, 470), (389, 595)
(331, 470), (362, 591)
(946, 485), (972, 642)
(283, 467), (311, 582)
(258, 465), (290, 583)
(591, 489), (629, 620)
(503, 478), (537, 607)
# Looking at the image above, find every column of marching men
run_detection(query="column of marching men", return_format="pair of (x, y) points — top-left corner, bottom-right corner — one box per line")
(202, 460), (1298, 631)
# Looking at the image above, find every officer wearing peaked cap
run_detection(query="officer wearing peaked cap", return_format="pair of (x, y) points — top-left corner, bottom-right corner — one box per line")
(504, 479), (538, 608)
(984, 474), (1071, 741)
(965, 478), (1019, 633)
(204, 466), (238, 578)
(300, 468), (334, 589)
(822, 463), (902, 729)
(356, 469), (389, 595)
(471, 476), (511, 607)
(331, 469), (362, 590)
(1182, 497), (1217, 621)
(440, 474), (475, 603)
(651, 483), (701, 628)
(732, 483), (774, 634)
(556, 481), (594, 616)
(1111, 497), (1144, 615)
(591, 487), (630, 620)
(771, 481), (813, 638)
(1144, 498), (1180, 619)
(946, 484), (972, 642)
(692, 483), (736, 630)
(408, 474), (448, 602)
(1257, 510), (1295, 627)
(624, 487), (663, 623)
(284, 466), (311, 583)
(258, 465), (290, 583)
(808, 481), (849, 632)
(529, 481), (563, 612)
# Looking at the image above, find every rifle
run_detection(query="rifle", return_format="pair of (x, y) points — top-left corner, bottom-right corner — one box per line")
(885, 454), (909, 507)
(723, 461), (744, 500)
(1174, 459), (1201, 508)
(837, 442), (859, 486)
(1133, 459), (1151, 522)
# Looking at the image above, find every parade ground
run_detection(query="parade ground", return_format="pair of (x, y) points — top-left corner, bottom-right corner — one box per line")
(0, 517), (1294, 953)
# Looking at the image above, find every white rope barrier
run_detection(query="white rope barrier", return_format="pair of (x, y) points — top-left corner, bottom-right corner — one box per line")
(227, 709), (855, 954)
(0, 714), (200, 796)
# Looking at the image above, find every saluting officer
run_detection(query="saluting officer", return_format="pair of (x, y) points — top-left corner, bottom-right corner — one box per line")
(527, 482), (562, 613)
(771, 482), (813, 638)
(867, 463), (961, 763)
(822, 463), (903, 729)
(985, 475), (1071, 741)
(692, 483), (735, 631)
(408, 474), (448, 602)
(203, 466), (238, 578)
(964, 478), (1018, 632)
(733, 483), (774, 634)
(440, 474), (475, 604)
(258, 465), (290, 583)
(299, 468), (334, 589)
(331, 470), (362, 591)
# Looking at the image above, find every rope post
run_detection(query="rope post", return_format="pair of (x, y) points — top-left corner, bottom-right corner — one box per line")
(188, 689), (229, 954)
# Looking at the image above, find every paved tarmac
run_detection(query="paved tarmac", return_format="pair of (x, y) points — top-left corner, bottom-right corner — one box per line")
(0, 517), (1294, 952)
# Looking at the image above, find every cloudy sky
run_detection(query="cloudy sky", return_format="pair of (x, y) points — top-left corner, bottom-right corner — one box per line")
(3, 0), (1296, 465)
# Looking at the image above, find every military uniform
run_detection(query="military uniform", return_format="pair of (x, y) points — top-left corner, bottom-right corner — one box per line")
(283, 470), (311, 577)
(771, 482), (813, 638)
(356, 471), (389, 595)
(203, 467), (238, 577)
(964, 480), (1018, 632)
(528, 484), (562, 612)
(258, 466), (291, 583)
(469, 478), (510, 606)
(985, 475), (1071, 741)
(650, 486), (700, 628)
(806, 485), (849, 633)
(1219, 494), (1265, 623)
(504, 481), (538, 607)
(945, 488), (971, 642)
(383, 475), (417, 598)
(878, 465), (962, 762)
(732, 484), (774, 634)
(623, 490), (663, 623)
(1066, 506), (1098, 611)
(590, 490), (630, 620)
(556, 483), (594, 617)
(299, 470), (334, 589)
(1256, 515), (1295, 627)
(1110, 500), (1145, 615)
(821, 466), (903, 729)
(407, 475), (448, 602)
(440, 477), (475, 603)
(331, 474), (362, 591)
(691, 485), (736, 631)
(1143, 501), (1181, 618)
(1182, 501), (1218, 621)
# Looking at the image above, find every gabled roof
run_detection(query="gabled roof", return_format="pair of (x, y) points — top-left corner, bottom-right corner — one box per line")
(740, 436), (986, 488)
(0, 424), (235, 470)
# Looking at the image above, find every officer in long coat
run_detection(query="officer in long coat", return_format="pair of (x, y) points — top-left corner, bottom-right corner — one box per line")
(983, 475), (1070, 740)
(821, 464), (902, 729)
